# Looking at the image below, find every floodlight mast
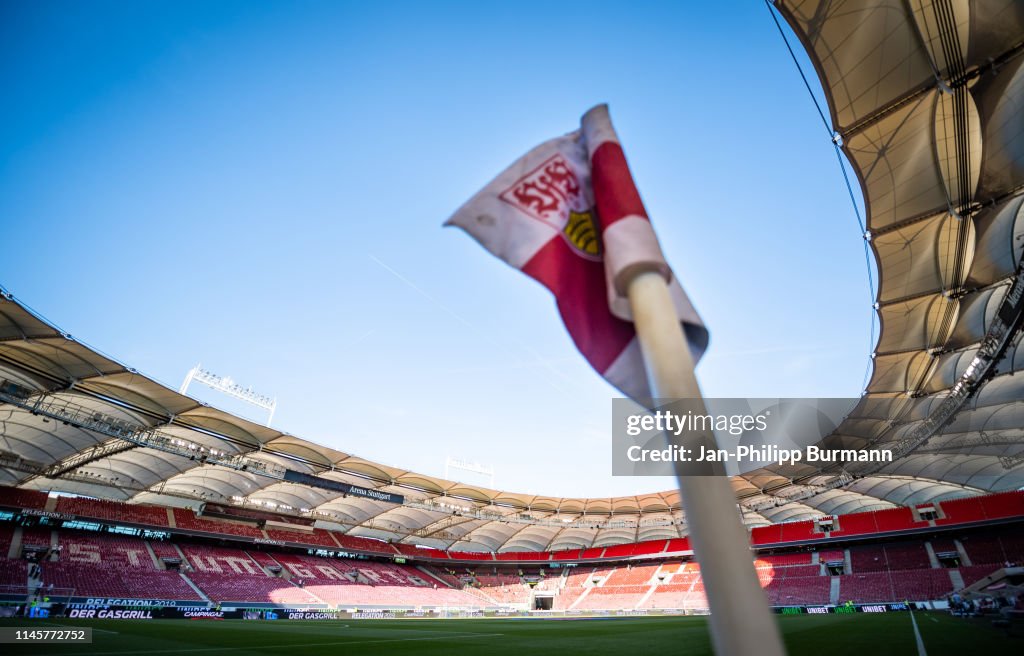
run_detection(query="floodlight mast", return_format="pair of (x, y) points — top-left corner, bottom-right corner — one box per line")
(180, 364), (277, 427)
(444, 456), (494, 487)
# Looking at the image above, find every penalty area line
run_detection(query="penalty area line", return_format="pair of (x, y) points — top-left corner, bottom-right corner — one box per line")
(909, 610), (928, 656)
(35, 620), (119, 635)
(83, 631), (505, 655)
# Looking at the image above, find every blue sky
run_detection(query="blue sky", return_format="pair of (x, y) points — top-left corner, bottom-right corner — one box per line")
(0, 1), (872, 497)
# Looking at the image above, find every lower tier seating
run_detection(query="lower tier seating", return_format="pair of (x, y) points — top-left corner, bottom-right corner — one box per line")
(37, 562), (202, 600)
(185, 571), (319, 604)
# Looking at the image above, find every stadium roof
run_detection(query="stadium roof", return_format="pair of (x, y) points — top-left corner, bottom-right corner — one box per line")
(1, 0), (1023, 552)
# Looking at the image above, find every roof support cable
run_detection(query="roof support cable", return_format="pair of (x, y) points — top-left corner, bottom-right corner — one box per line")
(929, 0), (973, 359)
(833, 141), (879, 390)
(764, 0), (832, 138)
(765, 0), (879, 394)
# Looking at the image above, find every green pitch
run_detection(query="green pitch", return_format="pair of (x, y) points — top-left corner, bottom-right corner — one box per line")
(0, 612), (1019, 655)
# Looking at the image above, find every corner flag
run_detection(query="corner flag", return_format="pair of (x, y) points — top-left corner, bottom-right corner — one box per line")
(445, 105), (707, 399)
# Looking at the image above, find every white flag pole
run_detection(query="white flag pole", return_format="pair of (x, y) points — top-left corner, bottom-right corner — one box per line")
(626, 269), (787, 656)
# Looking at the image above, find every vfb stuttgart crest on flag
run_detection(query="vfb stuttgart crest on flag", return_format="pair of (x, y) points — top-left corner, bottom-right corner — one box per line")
(498, 154), (601, 259)
(446, 105), (707, 400)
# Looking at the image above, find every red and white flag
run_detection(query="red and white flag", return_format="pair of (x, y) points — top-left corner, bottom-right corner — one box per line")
(446, 105), (707, 399)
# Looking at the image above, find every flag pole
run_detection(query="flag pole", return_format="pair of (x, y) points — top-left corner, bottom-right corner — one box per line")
(626, 269), (787, 656)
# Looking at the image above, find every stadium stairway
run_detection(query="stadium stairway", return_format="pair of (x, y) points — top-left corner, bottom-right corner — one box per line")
(829, 577), (840, 605)
(6, 526), (20, 559)
(954, 539), (972, 566)
(468, 587), (501, 606)
(416, 565), (455, 589)
(242, 552), (276, 577)
(924, 542), (940, 568)
(568, 586), (592, 610)
(292, 582), (329, 606)
(143, 541), (163, 569)
(178, 572), (211, 603)
(635, 584), (657, 609)
(173, 543), (191, 565)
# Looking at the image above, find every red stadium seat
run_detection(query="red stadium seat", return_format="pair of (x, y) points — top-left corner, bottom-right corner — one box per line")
(55, 497), (170, 527)
(0, 486), (49, 511)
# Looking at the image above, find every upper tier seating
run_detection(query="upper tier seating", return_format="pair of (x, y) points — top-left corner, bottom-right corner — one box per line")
(263, 528), (338, 548)
(445, 550), (493, 560)
(172, 509), (262, 538)
(758, 552), (812, 566)
(937, 497), (986, 525)
(496, 551), (549, 561)
(55, 497), (169, 527)
(831, 512), (878, 537)
(665, 538), (690, 553)
(1, 487), (1020, 563)
(751, 524), (783, 545)
(333, 534), (395, 554)
(552, 549), (583, 561)
(393, 543), (449, 559)
(600, 540), (668, 558)
(979, 491), (1024, 520)
(0, 486), (49, 511)
(873, 507), (927, 533)
(778, 521), (818, 542)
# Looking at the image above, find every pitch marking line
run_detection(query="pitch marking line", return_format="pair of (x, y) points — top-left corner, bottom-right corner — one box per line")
(35, 620), (119, 634)
(84, 631), (505, 655)
(908, 610), (928, 656)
